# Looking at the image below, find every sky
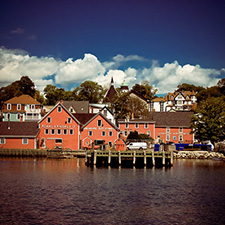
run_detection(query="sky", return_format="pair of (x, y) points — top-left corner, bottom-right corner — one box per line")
(0, 0), (225, 94)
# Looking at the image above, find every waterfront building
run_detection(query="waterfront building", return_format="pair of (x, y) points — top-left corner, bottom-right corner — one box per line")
(0, 121), (40, 149)
(38, 101), (81, 150)
(74, 112), (120, 149)
(2, 95), (43, 122)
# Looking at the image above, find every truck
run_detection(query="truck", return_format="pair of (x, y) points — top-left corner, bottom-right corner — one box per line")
(126, 142), (147, 150)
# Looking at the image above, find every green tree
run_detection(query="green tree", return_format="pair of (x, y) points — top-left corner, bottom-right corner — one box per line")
(190, 97), (225, 145)
(73, 81), (104, 103)
(176, 83), (204, 93)
(131, 81), (157, 100)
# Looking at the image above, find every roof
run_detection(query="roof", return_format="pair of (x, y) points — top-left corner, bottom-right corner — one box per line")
(117, 118), (155, 123)
(62, 101), (89, 113)
(4, 95), (42, 105)
(130, 90), (149, 102)
(152, 111), (193, 127)
(152, 97), (165, 102)
(0, 122), (40, 137)
(165, 91), (196, 101)
(73, 113), (96, 125)
(105, 85), (118, 102)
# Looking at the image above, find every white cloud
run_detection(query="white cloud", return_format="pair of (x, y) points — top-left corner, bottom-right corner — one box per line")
(11, 28), (25, 34)
(55, 54), (105, 86)
(0, 47), (223, 94)
(0, 47), (58, 89)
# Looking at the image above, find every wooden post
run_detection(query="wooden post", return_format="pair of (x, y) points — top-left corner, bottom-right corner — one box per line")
(170, 150), (173, 166)
(144, 150), (147, 166)
(162, 151), (165, 166)
(133, 151), (136, 165)
(94, 150), (97, 165)
(108, 150), (111, 165)
(118, 151), (121, 165)
(85, 151), (88, 164)
(152, 150), (155, 166)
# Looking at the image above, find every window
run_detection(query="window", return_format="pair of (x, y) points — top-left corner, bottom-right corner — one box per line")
(45, 129), (49, 135)
(109, 131), (113, 136)
(166, 134), (170, 141)
(22, 138), (28, 145)
(67, 117), (72, 123)
(150, 101), (154, 111)
(166, 127), (170, 133)
(69, 129), (74, 135)
(179, 127), (183, 133)
(57, 129), (61, 135)
(89, 131), (93, 136)
(51, 129), (55, 135)
(97, 119), (102, 127)
(173, 136), (176, 140)
(125, 123), (129, 129)
(47, 117), (51, 123)
(57, 106), (62, 112)
(103, 109), (107, 116)
(124, 131), (128, 136)
(63, 129), (67, 135)
(160, 101), (164, 112)
(17, 113), (21, 120)
(0, 138), (5, 144)
(102, 131), (106, 136)
(31, 104), (35, 110)
(55, 139), (62, 143)
(179, 135), (183, 142)
(41, 138), (45, 147)
(7, 113), (11, 120)
(135, 123), (139, 128)
(144, 123), (148, 129)
(7, 104), (11, 110)
(108, 141), (112, 146)
(17, 104), (21, 110)
(147, 131), (151, 136)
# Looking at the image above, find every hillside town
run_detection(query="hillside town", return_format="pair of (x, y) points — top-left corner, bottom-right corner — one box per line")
(0, 76), (224, 152)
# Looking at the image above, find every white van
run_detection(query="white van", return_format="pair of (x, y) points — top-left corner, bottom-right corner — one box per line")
(126, 142), (147, 150)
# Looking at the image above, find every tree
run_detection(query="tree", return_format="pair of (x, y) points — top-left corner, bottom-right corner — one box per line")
(73, 81), (104, 103)
(176, 83), (204, 93)
(131, 81), (157, 100)
(190, 97), (225, 145)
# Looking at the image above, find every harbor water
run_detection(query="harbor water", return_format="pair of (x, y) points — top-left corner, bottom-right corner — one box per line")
(0, 157), (225, 225)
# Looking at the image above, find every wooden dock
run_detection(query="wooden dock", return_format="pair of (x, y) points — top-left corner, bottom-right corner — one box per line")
(85, 150), (173, 167)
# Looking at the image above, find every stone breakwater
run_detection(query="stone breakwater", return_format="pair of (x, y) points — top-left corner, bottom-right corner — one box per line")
(174, 151), (224, 159)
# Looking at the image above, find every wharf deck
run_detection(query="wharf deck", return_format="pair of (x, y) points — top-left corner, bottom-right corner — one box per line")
(85, 150), (173, 167)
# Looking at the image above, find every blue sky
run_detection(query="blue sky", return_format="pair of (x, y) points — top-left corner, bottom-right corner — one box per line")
(0, 0), (225, 94)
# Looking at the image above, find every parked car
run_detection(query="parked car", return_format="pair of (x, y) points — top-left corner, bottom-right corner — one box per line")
(126, 142), (147, 150)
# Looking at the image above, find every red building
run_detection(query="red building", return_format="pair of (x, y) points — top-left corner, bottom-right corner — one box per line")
(0, 122), (39, 149)
(38, 102), (81, 150)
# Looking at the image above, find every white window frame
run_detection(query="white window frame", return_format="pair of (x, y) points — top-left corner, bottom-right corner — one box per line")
(69, 129), (74, 135)
(17, 113), (21, 120)
(57, 129), (61, 135)
(179, 127), (183, 133)
(17, 104), (21, 111)
(97, 119), (102, 127)
(166, 127), (170, 133)
(147, 131), (151, 136)
(67, 117), (72, 123)
(166, 134), (170, 142)
(179, 135), (183, 142)
(7, 104), (11, 110)
(57, 106), (62, 112)
(125, 123), (129, 129)
(22, 138), (28, 145)
(89, 131), (93, 136)
(51, 129), (55, 135)
(47, 117), (51, 123)
(124, 131), (128, 136)
(63, 129), (67, 135)
(135, 123), (139, 129)
(109, 131), (113, 137)
(31, 104), (35, 110)
(45, 129), (49, 135)
(144, 123), (148, 129)
(0, 138), (6, 144)
(102, 131), (106, 136)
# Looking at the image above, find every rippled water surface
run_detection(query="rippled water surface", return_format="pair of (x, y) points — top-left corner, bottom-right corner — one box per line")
(0, 157), (225, 225)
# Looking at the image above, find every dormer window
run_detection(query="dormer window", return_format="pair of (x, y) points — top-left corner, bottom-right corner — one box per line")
(7, 104), (11, 110)
(17, 104), (21, 110)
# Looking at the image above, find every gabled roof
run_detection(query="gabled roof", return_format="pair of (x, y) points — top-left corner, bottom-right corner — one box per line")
(73, 113), (96, 125)
(165, 91), (196, 101)
(117, 118), (155, 124)
(38, 101), (81, 125)
(0, 122), (39, 137)
(100, 106), (114, 116)
(152, 97), (165, 102)
(105, 85), (118, 102)
(76, 112), (119, 131)
(5, 95), (42, 105)
(62, 101), (89, 113)
(130, 90), (149, 102)
(152, 111), (193, 127)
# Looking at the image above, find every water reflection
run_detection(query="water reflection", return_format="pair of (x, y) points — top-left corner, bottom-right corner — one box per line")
(0, 158), (224, 224)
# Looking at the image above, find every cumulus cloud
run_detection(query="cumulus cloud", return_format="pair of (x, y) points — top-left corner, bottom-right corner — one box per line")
(55, 54), (105, 86)
(0, 47), (58, 90)
(0, 47), (223, 94)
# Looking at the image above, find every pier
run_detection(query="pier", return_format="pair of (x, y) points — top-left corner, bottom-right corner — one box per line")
(85, 150), (173, 167)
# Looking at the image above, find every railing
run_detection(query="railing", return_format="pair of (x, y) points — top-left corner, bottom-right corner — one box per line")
(24, 115), (40, 120)
(26, 109), (41, 113)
